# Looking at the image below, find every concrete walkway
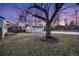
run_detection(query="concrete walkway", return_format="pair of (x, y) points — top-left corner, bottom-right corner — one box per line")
(43, 31), (79, 35)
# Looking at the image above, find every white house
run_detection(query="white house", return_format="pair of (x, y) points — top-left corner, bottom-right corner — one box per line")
(25, 25), (44, 32)
(0, 16), (11, 39)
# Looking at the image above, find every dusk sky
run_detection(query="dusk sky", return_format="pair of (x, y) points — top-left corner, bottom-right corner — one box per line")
(0, 3), (79, 25)
(0, 3), (32, 23)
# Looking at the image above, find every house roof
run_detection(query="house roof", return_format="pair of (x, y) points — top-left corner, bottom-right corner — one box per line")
(0, 16), (5, 20)
(4, 20), (13, 27)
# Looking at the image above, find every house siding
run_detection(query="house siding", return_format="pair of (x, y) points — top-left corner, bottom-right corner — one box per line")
(0, 16), (8, 39)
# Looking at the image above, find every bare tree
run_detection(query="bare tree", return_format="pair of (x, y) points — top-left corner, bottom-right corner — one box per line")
(15, 3), (79, 38)
(28, 3), (64, 38)
(15, 4), (32, 26)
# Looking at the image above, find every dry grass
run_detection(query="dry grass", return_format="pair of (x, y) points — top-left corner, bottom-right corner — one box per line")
(0, 33), (79, 56)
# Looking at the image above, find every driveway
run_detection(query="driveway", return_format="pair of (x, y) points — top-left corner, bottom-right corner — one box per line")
(51, 31), (79, 35)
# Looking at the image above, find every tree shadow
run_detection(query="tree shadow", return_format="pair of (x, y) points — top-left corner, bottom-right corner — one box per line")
(40, 36), (60, 44)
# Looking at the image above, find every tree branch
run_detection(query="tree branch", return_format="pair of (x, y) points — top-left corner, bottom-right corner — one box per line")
(61, 4), (75, 11)
(32, 14), (46, 22)
(76, 3), (79, 5)
(28, 3), (47, 14)
(50, 3), (64, 23)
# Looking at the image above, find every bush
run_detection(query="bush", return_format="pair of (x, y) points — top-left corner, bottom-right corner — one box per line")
(13, 28), (26, 33)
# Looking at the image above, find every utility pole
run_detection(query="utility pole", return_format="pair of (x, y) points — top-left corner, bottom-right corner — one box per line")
(75, 10), (78, 27)
(34, 9), (37, 32)
(55, 14), (59, 26)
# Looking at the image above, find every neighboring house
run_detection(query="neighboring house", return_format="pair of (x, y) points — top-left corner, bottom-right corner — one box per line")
(8, 24), (16, 32)
(14, 21), (44, 32)
(54, 25), (66, 30)
(74, 25), (79, 32)
(25, 25), (44, 32)
(0, 16), (12, 39)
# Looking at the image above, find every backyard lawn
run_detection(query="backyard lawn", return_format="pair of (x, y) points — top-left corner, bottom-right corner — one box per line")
(0, 33), (79, 56)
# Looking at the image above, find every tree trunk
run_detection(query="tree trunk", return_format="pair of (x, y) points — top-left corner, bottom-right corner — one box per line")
(46, 21), (51, 38)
